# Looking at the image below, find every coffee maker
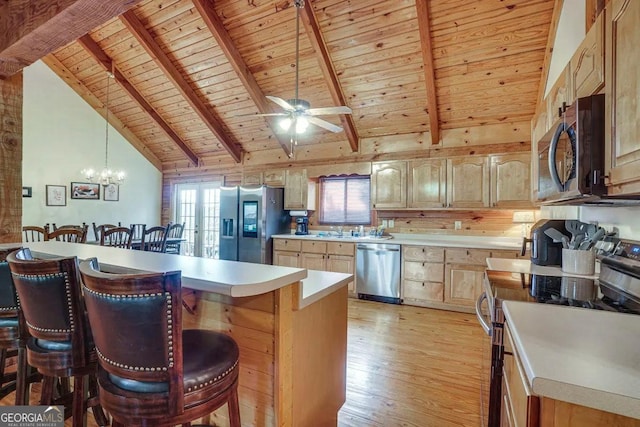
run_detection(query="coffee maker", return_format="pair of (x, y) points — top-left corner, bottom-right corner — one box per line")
(295, 217), (309, 235)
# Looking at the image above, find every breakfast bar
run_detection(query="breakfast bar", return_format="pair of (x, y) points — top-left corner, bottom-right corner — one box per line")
(0, 241), (351, 427)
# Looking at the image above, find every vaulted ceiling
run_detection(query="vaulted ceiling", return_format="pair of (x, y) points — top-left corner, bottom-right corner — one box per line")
(3, 0), (556, 171)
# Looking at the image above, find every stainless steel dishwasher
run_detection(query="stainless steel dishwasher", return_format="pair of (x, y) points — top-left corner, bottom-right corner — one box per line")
(356, 242), (401, 304)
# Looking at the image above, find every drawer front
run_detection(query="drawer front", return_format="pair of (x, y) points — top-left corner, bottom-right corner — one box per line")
(403, 279), (444, 302)
(403, 245), (445, 262)
(491, 249), (521, 259)
(403, 261), (444, 282)
(327, 241), (355, 256)
(273, 239), (301, 252)
(446, 248), (492, 265)
(301, 240), (327, 254)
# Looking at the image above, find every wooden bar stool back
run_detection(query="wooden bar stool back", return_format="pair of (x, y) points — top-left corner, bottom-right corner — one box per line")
(78, 259), (241, 427)
(0, 247), (39, 405)
(7, 249), (107, 427)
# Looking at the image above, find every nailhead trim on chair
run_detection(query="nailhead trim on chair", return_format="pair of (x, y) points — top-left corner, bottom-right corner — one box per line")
(186, 359), (238, 392)
(84, 287), (174, 370)
(13, 272), (74, 333)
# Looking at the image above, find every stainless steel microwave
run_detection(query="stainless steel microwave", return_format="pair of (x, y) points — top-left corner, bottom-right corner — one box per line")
(537, 94), (606, 204)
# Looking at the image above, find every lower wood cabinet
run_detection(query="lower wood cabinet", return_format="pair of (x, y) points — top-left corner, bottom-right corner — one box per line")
(444, 264), (485, 307)
(273, 238), (356, 295)
(401, 245), (445, 305)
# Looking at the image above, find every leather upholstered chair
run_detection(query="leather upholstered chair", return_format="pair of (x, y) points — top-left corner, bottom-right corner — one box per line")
(0, 247), (39, 405)
(78, 258), (241, 427)
(7, 249), (108, 427)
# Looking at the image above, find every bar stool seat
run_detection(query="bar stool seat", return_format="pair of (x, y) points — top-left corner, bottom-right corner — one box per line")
(79, 259), (241, 426)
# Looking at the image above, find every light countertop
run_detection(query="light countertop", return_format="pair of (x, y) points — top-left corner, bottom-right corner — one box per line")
(486, 257), (599, 279)
(502, 301), (640, 419)
(273, 233), (523, 250)
(1, 242), (350, 306)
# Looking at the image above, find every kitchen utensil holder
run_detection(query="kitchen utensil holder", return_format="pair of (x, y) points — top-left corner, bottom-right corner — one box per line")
(562, 249), (596, 275)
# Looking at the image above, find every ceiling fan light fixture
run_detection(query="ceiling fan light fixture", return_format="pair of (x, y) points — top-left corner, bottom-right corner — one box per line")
(295, 116), (309, 134)
(279, 117), (292, 131)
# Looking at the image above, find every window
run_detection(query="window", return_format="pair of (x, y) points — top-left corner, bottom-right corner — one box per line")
(319, 176), (371, 225)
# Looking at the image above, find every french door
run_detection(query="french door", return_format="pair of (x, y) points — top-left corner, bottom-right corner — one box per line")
(174, 182), (221, 258)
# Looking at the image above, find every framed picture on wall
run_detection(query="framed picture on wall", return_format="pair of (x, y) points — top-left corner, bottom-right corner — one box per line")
(103, 183), (119, 201)
(70, 182), (100, 200)
(46, 185), (67, 206)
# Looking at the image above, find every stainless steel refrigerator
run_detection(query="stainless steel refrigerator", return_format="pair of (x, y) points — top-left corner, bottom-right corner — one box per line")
(219, 186), (290, 264)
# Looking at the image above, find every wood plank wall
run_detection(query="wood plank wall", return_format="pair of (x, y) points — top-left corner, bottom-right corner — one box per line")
(0, 72), (22, 243)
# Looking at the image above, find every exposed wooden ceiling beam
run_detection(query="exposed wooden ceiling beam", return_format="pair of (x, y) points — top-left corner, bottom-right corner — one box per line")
(120, 10), (243, 163)
(299, 0), (359, 153)
(415, 0), (440, 145)
(192, 0), (292, 158)
(536, 0), (564, 109)
(77, 35), (199, 166)
(0, 0), (143, 79)
(42, 53), (163, 171)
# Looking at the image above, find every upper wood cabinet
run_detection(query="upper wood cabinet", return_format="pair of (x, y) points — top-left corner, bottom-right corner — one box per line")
(571, 10), (605, 99)
(605, 0), (640, 194)
(408, 159), (447, 209)
(546, 67), (572, 128)
(447, 157), (490, 208)
(263, 169), (286, 187)
(284, 169), (316, 210)
(242, 171), (263, 186)
(490, 153), (533, 208)
(371, 161), (407, 209)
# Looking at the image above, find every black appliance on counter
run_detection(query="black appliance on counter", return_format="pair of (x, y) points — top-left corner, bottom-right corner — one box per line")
(521, 219), (566, 266)
(294, 217), (309, 235)
(477, 238), (640, 427)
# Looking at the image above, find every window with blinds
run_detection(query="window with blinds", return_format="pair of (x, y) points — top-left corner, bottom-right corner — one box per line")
(319, 176), (371, 225)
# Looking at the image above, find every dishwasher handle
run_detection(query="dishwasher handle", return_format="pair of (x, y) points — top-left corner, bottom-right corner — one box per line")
(356, 244), (400, 252)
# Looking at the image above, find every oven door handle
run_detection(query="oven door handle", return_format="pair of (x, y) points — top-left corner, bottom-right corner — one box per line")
(475, 292), (492, 336)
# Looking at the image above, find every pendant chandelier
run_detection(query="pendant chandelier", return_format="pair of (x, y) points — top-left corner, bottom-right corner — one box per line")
(81, 67), (125, 186)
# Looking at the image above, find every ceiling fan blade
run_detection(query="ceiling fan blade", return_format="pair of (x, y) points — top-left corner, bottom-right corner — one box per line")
(307, 116), (344, 133)
(266, 96), (295, 111)
(236, 112), (288, 117)
(306, 106), (352, 115)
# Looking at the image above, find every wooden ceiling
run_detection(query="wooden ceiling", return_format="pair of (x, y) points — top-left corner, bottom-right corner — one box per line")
(29, 0), (555, 170)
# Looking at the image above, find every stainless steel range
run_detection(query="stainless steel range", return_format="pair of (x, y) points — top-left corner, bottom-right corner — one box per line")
(477, 238), (640, 427)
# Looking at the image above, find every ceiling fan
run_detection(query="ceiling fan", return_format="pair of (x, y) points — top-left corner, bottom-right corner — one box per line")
(250, 0), (352, 150)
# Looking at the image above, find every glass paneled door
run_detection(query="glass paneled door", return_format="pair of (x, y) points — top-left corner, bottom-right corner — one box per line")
(174, 183), (221, 258)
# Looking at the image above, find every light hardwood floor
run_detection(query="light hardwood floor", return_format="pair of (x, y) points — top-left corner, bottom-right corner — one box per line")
(2, 299), (487, 427)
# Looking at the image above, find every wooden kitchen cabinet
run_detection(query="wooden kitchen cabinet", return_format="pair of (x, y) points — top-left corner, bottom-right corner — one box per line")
(446, 157), (490, 208)
(401, 245), (445, 305)
(605, 0), (640, 195)
(284, 169), (316, 210)
(444, 264), (485, 307)
(263, 169), (286, 187)
(571, 10), (605, 99)
(242, 171), (263, 186)
(371, 161), (407, 209)
(490, 153), (533, 208)
(273, 238), (301, 268)
(546, 67), (572, 129)
(407, 159), (447, 208)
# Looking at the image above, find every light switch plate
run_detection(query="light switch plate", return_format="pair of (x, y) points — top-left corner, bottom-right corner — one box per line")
(454, 221), (462, 230)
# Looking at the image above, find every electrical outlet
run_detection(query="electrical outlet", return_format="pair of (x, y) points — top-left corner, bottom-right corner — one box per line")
(454, 221), (462, 230)
(388, 219), (394, 228)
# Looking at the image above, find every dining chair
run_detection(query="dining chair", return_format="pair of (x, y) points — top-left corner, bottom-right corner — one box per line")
(141, 225), (168, 253)
(7, 249), (108, 426)
(130, 224), (145, 241)
(0, 247), (40, 405)
(78, 258), (241, 427)
(52, 223), (87, 232)
(22, 225), (49, 242)
(47, 225), (89, 243)
(92, 222), (121, 242)
(99, 226), (134, 249)
(164, 222), (185, 254)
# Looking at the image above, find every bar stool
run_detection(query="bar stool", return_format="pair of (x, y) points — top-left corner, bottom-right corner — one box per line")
(7, 249), (108, 426)
(78, 258), (241, 426)
(0, 247), (39, 405)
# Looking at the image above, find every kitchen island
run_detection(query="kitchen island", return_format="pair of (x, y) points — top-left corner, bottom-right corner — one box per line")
(1, 241), (351, 427)
(503, 301), (640, 425)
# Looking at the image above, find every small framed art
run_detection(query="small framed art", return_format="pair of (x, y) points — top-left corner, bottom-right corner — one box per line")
(103, 183), (119, 201)
(70, 182), (100, 200)
(46, 185), (67, 206)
